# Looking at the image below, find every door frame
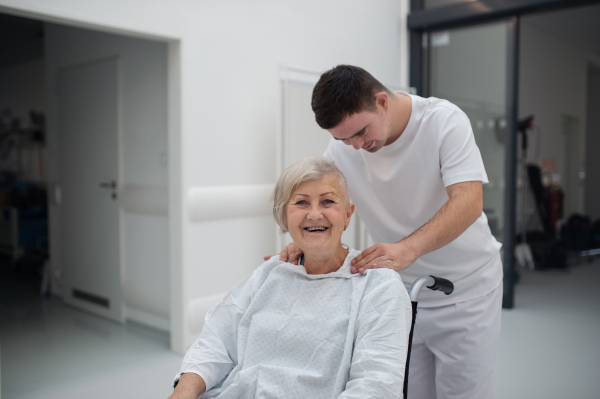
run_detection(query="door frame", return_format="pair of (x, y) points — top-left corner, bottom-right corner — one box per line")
(407, 0), (600, 308)
(0, 4), (184, 352)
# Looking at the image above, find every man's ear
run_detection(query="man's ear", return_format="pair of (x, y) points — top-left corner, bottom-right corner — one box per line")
(375, 92), (389, 111)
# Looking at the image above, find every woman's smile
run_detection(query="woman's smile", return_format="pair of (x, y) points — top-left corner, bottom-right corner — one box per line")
(303, 226), (328, 232)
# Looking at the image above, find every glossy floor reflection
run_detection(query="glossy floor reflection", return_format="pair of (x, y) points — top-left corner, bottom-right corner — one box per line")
(0, 260), (182, 399)
(1, 254), (599, 399)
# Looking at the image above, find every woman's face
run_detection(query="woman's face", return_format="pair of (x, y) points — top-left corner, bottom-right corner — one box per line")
(286, 175), (354, 255)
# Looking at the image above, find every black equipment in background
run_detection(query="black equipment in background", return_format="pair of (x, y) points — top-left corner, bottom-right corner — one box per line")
(522, 164), (567, 269)
(517, 115), (534, 145)
(527, 164), (556, 237)
(514, 115), (566, 270)
(514, 115), (536, 271)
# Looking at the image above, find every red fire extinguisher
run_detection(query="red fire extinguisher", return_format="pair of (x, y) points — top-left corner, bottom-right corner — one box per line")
(548, 186), (564, 233)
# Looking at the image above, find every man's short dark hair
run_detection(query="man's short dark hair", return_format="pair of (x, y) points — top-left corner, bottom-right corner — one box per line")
(311, 65), (391, 129)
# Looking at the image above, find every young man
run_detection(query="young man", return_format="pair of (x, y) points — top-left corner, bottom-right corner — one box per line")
(279, 65), (503, 398)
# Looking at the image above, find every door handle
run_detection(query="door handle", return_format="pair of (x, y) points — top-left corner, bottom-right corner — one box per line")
(99, 181), (116, 189)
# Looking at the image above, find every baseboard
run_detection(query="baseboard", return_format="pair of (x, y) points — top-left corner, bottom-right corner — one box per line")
(125, 306), (169, 332)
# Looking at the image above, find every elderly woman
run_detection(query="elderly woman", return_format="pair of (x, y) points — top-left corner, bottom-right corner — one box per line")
(169, 156), (411, 399)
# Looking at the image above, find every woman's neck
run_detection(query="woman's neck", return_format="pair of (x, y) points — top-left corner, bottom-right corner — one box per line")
(303, 246), (349, 275)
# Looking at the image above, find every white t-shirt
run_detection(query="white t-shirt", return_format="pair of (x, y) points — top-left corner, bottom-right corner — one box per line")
(326, 93), (503, 306)
(176, 250), (412, 398)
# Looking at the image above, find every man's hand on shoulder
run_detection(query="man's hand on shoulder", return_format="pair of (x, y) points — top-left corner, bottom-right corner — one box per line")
(263, 242), (303, 265)
(351, 242), (418, 274)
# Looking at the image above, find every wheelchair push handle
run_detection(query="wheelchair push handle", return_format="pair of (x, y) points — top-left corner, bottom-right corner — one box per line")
(427, 276), (454, 295)
(408, 275), (454, 302)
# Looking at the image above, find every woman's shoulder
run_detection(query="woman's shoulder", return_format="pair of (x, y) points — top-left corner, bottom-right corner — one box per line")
(368, 267), (402, 279)
(362, 268), (407, 299)
(253, 255), (287, 277)
(347, 250), (405, 288)
(365, 268), (404, 289)
(232, 256), (286, 291)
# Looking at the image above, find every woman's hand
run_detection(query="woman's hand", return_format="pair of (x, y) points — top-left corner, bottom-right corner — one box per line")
(167, 373), (206, 399)
(263, 242), (303, 265)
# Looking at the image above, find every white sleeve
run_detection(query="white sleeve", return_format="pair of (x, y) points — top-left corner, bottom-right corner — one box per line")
(437, 107), (488, 187)
(324, 137), (337, 159)
(174, 262), (273, 391)
(338, 275), (411, 399)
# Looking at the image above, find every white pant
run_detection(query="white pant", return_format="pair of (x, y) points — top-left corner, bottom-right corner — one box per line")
(406, 283), (503, 399)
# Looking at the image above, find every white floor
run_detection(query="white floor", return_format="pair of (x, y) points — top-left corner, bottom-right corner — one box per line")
(494, 255), (600, 399)
(0, 265), (182, 399)
(1, 255), (599, 399)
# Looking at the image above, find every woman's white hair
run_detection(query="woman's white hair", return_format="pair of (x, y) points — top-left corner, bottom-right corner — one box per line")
(271, 155), (349, 233)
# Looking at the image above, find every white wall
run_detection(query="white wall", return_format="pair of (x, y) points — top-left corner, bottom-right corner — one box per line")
(177, 0), (407, 350)
(1, 0), (409, 352)
(519, 21), (600, 221)
(44, 24), (170, 329)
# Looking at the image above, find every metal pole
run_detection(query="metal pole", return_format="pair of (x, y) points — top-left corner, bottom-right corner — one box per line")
(503, 16), (520, 309)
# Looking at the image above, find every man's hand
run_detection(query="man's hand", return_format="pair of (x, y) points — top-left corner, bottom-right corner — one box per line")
(351, 242), (418, 274)
(351, 181), (483, 274)
(263, 242), (303, 265)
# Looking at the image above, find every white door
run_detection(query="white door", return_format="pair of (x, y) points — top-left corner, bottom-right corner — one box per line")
(56, 57), (123, 322)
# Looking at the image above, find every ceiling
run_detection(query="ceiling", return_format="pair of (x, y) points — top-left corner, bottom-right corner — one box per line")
(0, 3), (599, 70)
(0, 13), (43, 70)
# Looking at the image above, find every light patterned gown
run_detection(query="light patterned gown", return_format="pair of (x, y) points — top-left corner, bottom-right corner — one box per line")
(175, 249), (411, 399)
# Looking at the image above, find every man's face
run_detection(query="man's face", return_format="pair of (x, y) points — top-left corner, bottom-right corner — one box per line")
(328, 107), (391, 153)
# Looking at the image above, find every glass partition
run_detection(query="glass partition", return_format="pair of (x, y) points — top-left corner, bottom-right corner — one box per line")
(429, 22), (510, 243)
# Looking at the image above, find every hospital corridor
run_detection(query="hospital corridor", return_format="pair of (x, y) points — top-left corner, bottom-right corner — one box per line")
(1, 0), (600, 397)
